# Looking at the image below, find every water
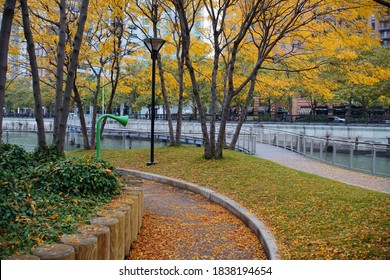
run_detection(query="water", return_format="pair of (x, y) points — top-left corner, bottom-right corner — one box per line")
(273, 135), (390, 177)
(307, 150), (390, 177)
(3, 131), (389, 177)
(1, 131), (166, 152)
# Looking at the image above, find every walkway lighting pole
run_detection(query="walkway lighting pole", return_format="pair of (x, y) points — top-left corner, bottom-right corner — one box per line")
(143, 37), (166, 166)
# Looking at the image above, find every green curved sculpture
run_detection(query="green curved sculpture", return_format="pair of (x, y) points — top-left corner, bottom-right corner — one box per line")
(96, 114), (129, 159)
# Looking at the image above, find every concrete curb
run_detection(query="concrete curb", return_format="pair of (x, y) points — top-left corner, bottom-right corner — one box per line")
(117, 168), (280, 260)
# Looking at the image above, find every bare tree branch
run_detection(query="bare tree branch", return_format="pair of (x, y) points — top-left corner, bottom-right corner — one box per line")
(373, 0), (390, 8)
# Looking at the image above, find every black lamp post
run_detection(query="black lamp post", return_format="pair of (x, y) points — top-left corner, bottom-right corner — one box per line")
(143, 37), (166, 166)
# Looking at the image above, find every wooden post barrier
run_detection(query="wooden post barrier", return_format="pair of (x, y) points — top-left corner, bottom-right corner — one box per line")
(77, 224), (110, 260)
(123, 186), (144, 216)
(61, 233), (98, 260)
(4, 254), (40, 260)
(96, 210), (125, 260)
(121, 191), (142, 232)
(32, 244), (75, 260)
(105, 203), (131, 258)
(113, 196), (138, 245)
(90, 217), (119, 260)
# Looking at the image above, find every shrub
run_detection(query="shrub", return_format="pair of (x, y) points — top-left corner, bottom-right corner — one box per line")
(30, 144), (63, 164)
(0, 144), (123, 257)
(0, 143), (31, 184)
(33, 157), (122, 196)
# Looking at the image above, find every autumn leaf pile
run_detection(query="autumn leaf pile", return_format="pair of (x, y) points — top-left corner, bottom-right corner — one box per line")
(0, 144), (122, 258)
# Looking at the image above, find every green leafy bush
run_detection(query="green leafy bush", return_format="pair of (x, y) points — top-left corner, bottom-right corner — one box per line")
(0, 144), (123, 257)
(30, 144), (63, 164)
(0, 143), (31, 183)
(33, 157), (122, 196)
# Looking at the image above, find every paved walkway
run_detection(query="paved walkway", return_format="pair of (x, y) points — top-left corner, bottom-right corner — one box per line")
(121, 174), (267, 260)
(119, 144), (389, 260)
(254, 142), (390, 194)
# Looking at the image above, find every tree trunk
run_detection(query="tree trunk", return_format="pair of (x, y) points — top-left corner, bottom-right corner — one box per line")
(157, 53), (175, 146)
(230, 74), (257, 150)
(100, 17), (123, 137)
(0, 0), (17, 144)
(56, 0), (90, 154)
(85, 59), (104, 149)
(209, 48), (220, 157)
(100, 66), (119, 136)
(72, 76), (90, 150)
(173, 0), (212, 158)
(90, 72), (102, 149)
(20, 0), (47, 150)
(53, 0), (66, 144)
(215, 93), (233, 159)
(175, 54), (184, 145)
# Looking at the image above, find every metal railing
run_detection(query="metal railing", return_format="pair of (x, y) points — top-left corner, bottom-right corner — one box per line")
(2, 119), (258, 155)
(257, 128), (390, 178)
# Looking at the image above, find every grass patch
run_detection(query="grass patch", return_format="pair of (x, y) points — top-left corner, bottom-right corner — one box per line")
(70, 146), (390, 260)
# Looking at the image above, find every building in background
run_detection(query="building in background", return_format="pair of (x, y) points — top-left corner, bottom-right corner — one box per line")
(370, 12), (390, 46)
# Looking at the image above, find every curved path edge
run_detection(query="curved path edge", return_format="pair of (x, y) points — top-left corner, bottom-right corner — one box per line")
(117, 168), (280, 260)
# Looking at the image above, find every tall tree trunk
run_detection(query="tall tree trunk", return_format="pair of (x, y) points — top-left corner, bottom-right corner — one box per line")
(100, 60), (120, 136)
(157, 53), (175, 146)
(53, 0), (66, 144)
(56, 0), (90, 154)
(175, 54), (184, 145)
(20, 0), (47, 150)
(362, 95), (367, 119)
(90, 71), (103, 149)
(85, 59), (104, 149)
(215, 93), (233, 159)
(0, 0), (17, 144)
(149, 4), (174, 145)
(72, 75), (90, 149)
(173, 0), (212, 158)
(100, 17), (123, 136)
(209, 48), (220, 157)
(230, 74), (257, 149)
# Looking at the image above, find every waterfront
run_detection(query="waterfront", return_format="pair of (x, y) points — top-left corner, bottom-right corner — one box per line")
(2, 130), (390, 177)
(310, 150), (390, 177)
(1, 131), (166, 152)
(2, 117), (390, 178)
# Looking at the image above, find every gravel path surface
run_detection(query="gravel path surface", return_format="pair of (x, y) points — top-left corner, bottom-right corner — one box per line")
(255, 143), (390, 194)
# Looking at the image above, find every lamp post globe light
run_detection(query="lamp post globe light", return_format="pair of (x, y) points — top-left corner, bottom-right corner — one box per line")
(143, 37), (166, 166)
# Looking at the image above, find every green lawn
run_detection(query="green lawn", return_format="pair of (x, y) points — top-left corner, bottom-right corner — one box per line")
(70, 146), (390, 259)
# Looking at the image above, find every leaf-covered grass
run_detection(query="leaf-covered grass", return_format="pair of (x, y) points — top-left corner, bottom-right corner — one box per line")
(70, 146), (390, 260)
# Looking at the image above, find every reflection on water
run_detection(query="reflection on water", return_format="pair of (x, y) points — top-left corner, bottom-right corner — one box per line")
(1, 131), (166, 152)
